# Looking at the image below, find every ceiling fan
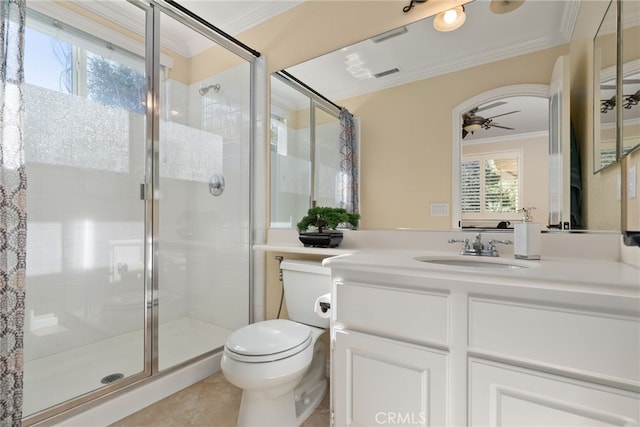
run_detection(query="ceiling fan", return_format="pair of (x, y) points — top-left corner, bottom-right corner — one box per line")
(462, 101), (521, 138)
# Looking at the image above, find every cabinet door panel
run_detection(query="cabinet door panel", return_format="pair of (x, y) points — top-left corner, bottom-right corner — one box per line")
(469, 359), (640, 426)
(333, 329), (447, 427)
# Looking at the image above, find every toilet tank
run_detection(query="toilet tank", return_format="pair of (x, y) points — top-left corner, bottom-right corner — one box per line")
(280, 260), (331, 328)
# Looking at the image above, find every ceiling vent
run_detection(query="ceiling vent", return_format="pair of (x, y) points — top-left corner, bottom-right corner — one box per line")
(374, 68), (400, 79)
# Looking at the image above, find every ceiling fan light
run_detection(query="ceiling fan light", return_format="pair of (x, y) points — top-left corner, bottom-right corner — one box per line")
(464, 123), (482, 132)
(434, 6), (466, 32)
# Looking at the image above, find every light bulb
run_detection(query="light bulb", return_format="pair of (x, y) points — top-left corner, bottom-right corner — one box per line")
(433, 5), (466, 32)
(443, 9), (458, 24)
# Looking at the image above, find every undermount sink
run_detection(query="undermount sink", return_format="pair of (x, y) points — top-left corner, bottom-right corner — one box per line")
(415, 256), (529, 269)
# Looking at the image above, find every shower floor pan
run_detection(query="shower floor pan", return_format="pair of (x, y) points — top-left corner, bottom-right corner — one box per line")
(22, 317), (232, 417)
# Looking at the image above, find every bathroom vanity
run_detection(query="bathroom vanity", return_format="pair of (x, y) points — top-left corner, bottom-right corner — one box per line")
(325, 252), (640, 426)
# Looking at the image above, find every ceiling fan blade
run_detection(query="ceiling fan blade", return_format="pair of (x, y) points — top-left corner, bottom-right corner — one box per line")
(474, 101), (507, 113)
(484, 110), (520, 120)
(489, 123), (515, 130)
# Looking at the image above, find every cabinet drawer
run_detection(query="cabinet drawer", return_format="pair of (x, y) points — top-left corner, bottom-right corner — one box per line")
(335, 281), (449, 347)
(469, 297), (640, 384)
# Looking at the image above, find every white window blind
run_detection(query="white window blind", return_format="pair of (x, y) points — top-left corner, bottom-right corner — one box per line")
(462, 151), (522, 219)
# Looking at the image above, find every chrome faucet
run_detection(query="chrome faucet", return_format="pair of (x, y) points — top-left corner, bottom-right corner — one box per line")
(448, 233), (512, 257)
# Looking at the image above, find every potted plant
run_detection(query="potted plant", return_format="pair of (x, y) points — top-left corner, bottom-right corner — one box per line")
(297, 206), (360, 248)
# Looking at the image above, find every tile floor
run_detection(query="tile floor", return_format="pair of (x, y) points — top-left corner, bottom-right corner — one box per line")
(109, 371), (330, 427)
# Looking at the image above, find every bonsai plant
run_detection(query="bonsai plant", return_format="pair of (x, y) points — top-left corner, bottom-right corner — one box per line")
(296, 206), (360, 248)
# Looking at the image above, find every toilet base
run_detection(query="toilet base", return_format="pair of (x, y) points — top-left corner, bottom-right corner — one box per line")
(236, 379), (327, 427)
(235, 338), (327, 427)
(237, 388), (297, 427)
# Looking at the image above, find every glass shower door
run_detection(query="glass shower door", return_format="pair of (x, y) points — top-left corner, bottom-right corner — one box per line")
(155, 9), (252, 370)
(22, 3), (148, 417)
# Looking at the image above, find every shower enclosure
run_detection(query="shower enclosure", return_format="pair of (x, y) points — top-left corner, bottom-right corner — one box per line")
(21, 1), (257, 423)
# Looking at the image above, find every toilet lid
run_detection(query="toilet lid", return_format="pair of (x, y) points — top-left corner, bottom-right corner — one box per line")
(226, 319), (311, 358)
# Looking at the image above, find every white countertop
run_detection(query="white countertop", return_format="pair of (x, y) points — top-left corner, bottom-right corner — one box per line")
(323, 250), (640, 298)
(253, 243), (354, 256)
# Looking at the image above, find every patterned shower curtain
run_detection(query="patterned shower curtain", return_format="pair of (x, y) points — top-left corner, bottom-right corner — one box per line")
(338, 107), (359, 214)
(0, 0), (27, 425)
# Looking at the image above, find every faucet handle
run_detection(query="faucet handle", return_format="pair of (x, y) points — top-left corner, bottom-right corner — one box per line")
(485, 239), (513, 256)
(488, 239), (513, 247)
(448, 238), (472, 255)
(448, 238), (469, 246)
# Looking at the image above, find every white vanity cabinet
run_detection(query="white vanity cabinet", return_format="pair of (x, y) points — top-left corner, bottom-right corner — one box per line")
(328, 258), (640, 427)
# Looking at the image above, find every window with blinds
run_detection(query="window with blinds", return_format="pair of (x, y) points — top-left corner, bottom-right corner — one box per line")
(461, 151), (522, 219)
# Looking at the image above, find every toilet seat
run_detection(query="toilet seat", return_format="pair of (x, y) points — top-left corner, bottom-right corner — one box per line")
(225, 319), (312, 363)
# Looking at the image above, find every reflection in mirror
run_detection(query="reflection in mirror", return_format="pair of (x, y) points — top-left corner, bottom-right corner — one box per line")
(269, 73), (347, 228)
(621, 0), (640, 161)
(620, 64), (640, 159)
(313, 106), (342, 208)
(460, 96), (549, 229)
(621, 0), (640, 246)
(270, 75), (312, 227)
(594, 0), (618, 172)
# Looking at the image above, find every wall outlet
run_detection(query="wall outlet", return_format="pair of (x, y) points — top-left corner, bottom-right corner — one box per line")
(629, 165), (637, 199)
(430, 203), (449, 217)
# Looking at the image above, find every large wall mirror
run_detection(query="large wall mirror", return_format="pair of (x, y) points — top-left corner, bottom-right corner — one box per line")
(272, 0), (619, 232)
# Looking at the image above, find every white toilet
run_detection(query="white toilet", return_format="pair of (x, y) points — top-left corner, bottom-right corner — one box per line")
(221, 260), (330, 427)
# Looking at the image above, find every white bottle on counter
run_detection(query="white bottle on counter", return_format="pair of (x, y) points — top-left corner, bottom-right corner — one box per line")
(514, 207), (541, 260)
